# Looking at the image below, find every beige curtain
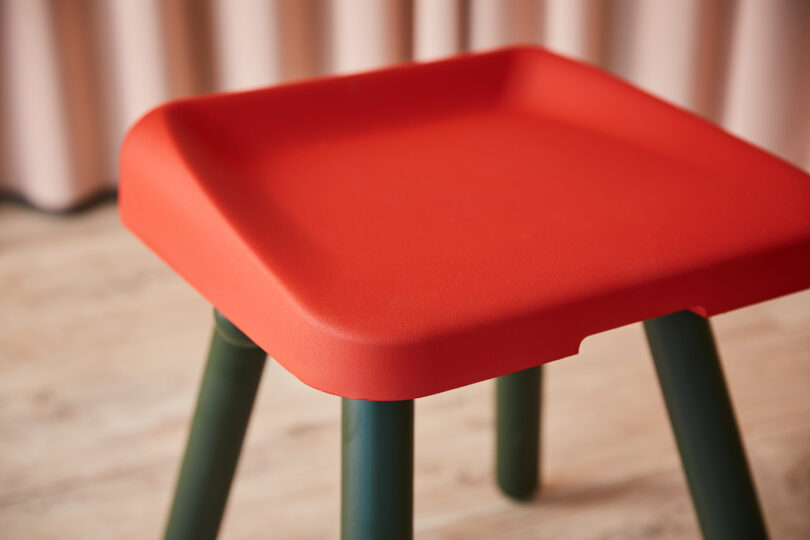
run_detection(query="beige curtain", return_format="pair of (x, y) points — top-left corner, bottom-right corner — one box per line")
(1, 0), (809, 210)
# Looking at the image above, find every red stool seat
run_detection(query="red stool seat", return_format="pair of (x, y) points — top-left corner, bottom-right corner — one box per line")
(119, 47), (810, 400)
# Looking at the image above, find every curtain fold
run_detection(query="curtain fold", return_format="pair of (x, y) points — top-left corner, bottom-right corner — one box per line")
(1, 0), (808, 210)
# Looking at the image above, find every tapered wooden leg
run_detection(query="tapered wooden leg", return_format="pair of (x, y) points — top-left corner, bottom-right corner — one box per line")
(644, 310), (768, 540)
(496, 365), (543, 500)
(341, 399), (414, 540)
(164, 310), (267, 540)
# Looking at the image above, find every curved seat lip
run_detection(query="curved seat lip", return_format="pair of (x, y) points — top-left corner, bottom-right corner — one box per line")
(119, 46), (810, 400)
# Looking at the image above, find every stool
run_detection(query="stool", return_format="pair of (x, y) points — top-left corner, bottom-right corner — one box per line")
(119, 47), (810, 539)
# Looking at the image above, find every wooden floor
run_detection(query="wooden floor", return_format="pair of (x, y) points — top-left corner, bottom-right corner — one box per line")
(1, 201), (809, 539)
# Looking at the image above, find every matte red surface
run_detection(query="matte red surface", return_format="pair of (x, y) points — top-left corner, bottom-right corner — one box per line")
(120, 47), (810, 400)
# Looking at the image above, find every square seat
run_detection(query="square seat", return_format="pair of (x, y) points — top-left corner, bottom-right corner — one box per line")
(120, 47), (810, 400)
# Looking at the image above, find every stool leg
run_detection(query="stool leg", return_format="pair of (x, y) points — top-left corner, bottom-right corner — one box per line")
(163, 310), (267, 540)
(496, 365), (542, 500)
(341, 399), (414, 540)
(644, 310), (768, 540)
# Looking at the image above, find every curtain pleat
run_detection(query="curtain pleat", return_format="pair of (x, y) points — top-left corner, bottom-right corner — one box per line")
(468, 0), (542, 51)
(543, 0), (604, 63)
(413, 0), (464, 60)
(2, 0), (75, 208)
(1, 0), (808, 210)
(329, 0), (412, 73)
(210, 0), (283, 90)
(723, 0), (810, 166)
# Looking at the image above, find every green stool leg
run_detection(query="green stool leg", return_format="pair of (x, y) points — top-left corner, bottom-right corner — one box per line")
(644, 310), (768, 540)
(341, 399), (414, 540)
(164, 310), (267, 540)
(496, 365), (543, 500)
